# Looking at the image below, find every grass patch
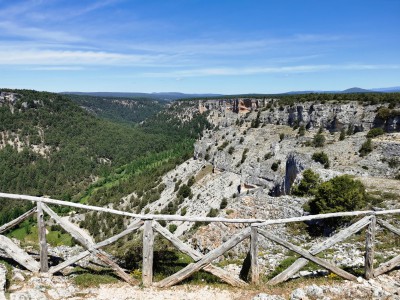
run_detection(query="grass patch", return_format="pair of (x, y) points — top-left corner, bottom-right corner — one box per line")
(195, 164), (213, 182)
(266, 256), (299, 280)
(6, 220), (73, 247)
(0, 260), (13, 289)
(73, 273), (119, 287)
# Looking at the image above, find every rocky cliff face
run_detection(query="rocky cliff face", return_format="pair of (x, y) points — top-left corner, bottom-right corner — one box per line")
(195, 100), (400, 196)
(200, 99), (400, 132)
(125, 99), (400, 260)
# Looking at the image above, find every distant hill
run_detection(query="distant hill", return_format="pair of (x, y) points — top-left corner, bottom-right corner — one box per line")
(285, 86), (400, 95)
(371, 86), (400, 93)
(62, 92), (223, 101)
(64, 94), (166, 124)
(341, 87), (375, 93)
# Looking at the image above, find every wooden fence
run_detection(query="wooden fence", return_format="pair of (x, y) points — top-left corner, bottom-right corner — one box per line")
(0, 192), (400, 288)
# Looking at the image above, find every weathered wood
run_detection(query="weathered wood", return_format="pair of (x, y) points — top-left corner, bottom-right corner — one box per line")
(142, 220), (154, 287)
(153, 221), (201, 259)
(37, 201), (49, 272)
(372, 219), (400, 277)
(42, 204), (137, 285)
(268, 216), (372, 285)
(250, 226), (259, 284)
(258, 229), (357, 282)
(152, 221), (248, 287)
(373, 254), (400, 277)
(365, 216), (376, 279)
(49, 250), (90, 274)
(49, 219), (143, 274)
(155, 227), (251, 288)
(95, 220), (144, 248)
(42, 203), (93, 246)
(0, 192), (263, 224)
(2, 192), (400, 225)
(0, 208), (37, 234)
(377, 219), (400, 236)
(0, 235), (40, 272)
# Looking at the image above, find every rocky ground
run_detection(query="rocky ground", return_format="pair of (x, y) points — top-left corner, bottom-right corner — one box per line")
(1, 267), (400, 300)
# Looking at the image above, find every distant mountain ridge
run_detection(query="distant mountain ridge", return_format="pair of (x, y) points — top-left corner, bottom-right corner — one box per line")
(62, 86), (400, 99)
(286, 86), (400, 95)
(61, 92), (223, 101)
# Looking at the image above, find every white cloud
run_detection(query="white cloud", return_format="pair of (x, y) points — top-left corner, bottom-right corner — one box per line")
(143, 64), (400, 78)
(0, 21), (83, 43)
(0, 48), (167, 66)
(23, 66), (85, 71)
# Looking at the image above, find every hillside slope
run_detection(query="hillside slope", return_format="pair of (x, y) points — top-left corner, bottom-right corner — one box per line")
(65, 94), (166, 124)
(0, 90), (210, 225)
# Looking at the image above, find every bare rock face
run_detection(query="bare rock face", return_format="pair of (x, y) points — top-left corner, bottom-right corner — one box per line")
(0, 264), (6, 300)
(252, 294), (285, 300)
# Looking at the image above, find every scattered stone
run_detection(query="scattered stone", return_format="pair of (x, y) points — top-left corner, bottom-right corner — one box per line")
(252, 293), (285, 300)
(10, 289), (48, 300)
(290, 288), (308, 300)
(0, 264), (6, 292)
(12, 270), (25, 282)
(305, 284), (324, 298)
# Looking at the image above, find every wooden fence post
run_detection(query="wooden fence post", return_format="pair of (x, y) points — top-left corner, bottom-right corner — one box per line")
(142, 220), (154, 287)
(37, 201), (48, 272)
(250, 226), (259, 284)
(365, 215), (376, 279)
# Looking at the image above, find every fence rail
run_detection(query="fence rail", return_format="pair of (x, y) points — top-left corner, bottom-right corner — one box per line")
(0, 192), (400, 287)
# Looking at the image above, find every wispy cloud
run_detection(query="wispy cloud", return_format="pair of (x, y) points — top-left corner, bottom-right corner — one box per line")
(0, 21), (83, 43)
(0, 48), (168, 66)
(125, 34), (344, 56)
(143, 64), (400, 78)
(24, 66), (85, 71)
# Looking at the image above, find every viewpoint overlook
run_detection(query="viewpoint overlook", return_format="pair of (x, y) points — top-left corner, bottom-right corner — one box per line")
(1, 90), (400, 299)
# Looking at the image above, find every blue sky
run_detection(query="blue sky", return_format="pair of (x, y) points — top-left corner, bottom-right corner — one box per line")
(0, 0), (399, 94)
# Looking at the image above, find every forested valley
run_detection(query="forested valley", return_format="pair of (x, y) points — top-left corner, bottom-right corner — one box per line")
(0, 89), (211, 226)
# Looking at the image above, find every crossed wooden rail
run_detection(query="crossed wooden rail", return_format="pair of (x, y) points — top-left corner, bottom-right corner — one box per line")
(0, 192), (400, 287)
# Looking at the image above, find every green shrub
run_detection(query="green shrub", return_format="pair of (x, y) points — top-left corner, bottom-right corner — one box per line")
(220, 198), (228, 209)
(366, 128), (384, 138)
(217, 141), (229, 151)
(291, 169), (320, 196)
(347, 124), (354, 135)
(177, 184), (192, 198)
(264, 152), (273, 160)
(312, 151), (330, 169)
(298, 125), (306, 136)
(168, 224), (177, 233)
(271, 161), (280, 172)
(306, 175), (367, 230)
(228, 146), (235, 155)
(207, 208), (218, 218)
(313, 133), (325, 147)
(359, 138), (373, 157)
(180, 207), (187, 216)
(279, 133), (285, 142)
(187, 176), (195, 187)
(339, 128), (346, 141)
(376, 107), (392, 120)
(241, 148), (249, 163)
